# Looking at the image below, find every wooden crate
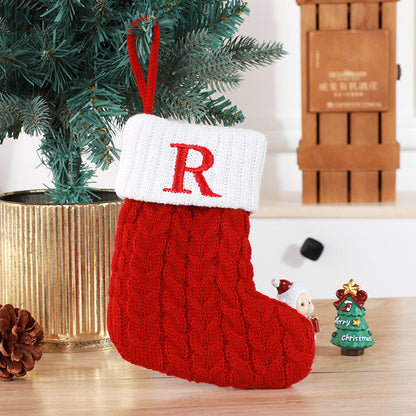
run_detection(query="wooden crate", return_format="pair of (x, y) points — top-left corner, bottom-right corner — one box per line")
(296, 0), (400, 203)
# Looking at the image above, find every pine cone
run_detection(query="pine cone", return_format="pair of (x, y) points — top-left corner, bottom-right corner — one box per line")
(0, 304), (44, 381)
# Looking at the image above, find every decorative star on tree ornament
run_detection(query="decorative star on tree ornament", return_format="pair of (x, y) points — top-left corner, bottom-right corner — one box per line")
(353, 319), (361, 327)
(343, 279), (360, 296)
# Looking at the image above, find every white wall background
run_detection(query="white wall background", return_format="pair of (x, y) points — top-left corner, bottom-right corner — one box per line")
(1, 1), (415, 299)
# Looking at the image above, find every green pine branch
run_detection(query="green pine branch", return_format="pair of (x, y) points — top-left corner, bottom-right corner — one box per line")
(160, 29), (240, 89)
(67, 79), (123, 169)
(203, 96), (244, 126)
(24, 25), (82, 93)
(178, 0), (249, 41)
(21, 96), (52, 136)
(0, 93), (22, 142)
(225, 35), (287, 70)
(39, 127), (96, 204)
(40, 0), (84, 23)
(155, 83), (209, 122)
(0, 93), (51, 141)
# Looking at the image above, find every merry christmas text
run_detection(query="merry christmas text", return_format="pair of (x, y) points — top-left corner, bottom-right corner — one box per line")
(341, 334), (372, 342)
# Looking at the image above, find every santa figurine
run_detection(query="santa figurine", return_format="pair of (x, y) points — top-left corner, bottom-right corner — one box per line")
(271, 279), (320, 334)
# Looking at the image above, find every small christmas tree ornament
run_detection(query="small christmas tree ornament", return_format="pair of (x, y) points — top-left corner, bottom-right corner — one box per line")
(271, 279), (320, 334)
(330, 279), (375, 356)
(107, 18), (315, 389)
(0, 304), (44, 381)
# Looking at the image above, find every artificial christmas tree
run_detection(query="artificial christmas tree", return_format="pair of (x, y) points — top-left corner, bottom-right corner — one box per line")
(330, 279), (375, 356)
(0, 0), (285, 203)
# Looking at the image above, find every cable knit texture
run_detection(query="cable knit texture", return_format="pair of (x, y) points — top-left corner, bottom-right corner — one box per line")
(108, 200), (315, 388)
(110, 18), (315, 388)
(108, 110), (315, 388)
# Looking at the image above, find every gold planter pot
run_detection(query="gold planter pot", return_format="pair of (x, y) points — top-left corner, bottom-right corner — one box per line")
(0, 190), (122, 352)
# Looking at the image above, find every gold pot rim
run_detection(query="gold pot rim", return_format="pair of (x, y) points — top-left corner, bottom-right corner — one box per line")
(0, 188), (122, 350)
(0, 189), (122, 206)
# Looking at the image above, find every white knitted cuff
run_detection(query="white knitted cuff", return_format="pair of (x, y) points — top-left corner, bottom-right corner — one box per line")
(115, 114), (267, 212)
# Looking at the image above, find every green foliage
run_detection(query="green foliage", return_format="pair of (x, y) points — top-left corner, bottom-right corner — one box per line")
(0, 0), (286, 203)
(0, 93), (51, 141)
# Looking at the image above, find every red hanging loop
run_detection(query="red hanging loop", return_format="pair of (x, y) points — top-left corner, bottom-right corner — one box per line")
(127, 18), (160, 115)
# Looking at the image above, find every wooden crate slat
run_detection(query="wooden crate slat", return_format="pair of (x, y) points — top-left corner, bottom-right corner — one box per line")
(380, 2), (398, 201)
(302, 171), (319, 203)
(350, 2), (380, 202)
(319, 172), (348, 202)
(381, 170), (396, 201)
(299, 143), (400, 170)
(300, 4), (319, 203)
(350, 113), (380, 200)
(350, 2), (379, 28)
(318, 4), (349, 203)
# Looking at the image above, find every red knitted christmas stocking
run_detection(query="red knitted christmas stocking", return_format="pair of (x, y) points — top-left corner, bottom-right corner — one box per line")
(107, 19), (315, 389)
